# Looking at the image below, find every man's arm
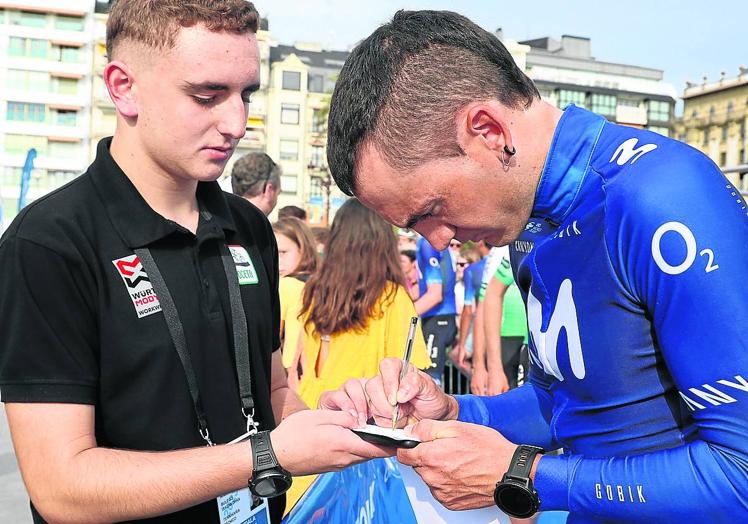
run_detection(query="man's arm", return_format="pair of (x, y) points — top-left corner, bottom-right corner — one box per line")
(413, 282), (442, 316)
(482, 275), (509, 395)
(6, 402), (255, 524)
(469, 299), (488, 395)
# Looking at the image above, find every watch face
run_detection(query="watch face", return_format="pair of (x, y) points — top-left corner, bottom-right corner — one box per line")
(494, 483), (537, 519)
(250, 470), (293, 498)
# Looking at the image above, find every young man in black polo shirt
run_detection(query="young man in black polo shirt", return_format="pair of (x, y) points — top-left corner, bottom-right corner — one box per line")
(0, 1), (387, 523)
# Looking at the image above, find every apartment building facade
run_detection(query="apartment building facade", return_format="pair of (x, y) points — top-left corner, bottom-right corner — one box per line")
(0, 0), (96, 226)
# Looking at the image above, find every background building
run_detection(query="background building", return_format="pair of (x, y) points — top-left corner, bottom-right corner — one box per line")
(0, 5), (683, 228)
(0, 0), (96, 226)
(675, 68), (748, 192)
(519, 34), (677, 135)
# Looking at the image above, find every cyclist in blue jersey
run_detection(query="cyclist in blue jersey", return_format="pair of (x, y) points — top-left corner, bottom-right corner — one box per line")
(415, 237), (458, 383)
(320, 9), (748, 523)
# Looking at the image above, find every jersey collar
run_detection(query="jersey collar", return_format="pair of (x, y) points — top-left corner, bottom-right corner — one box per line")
(531, 105), (606, 225)
(89, 137), (237, 248)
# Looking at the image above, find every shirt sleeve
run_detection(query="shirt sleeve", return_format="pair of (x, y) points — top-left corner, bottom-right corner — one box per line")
(0, 235), (99, 403)
(463, 266), (476, 306)
(455, 373), (557, 450)
(420, 242), (443, 285)
(534, 152), (748, 520)
(494, 254), (514, 286)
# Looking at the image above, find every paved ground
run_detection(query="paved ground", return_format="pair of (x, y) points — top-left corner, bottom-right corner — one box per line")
(0, 404), (33, 523)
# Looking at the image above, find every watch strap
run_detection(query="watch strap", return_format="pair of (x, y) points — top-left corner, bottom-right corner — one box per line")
(504, 445), (544, 482)
(250, 431), (281, 474)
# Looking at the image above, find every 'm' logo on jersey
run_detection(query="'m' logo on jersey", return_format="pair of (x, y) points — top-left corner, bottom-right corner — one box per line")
(527, 278), (586, 381)
(112, 255), (162, 318)
(610, 138), (657, 166)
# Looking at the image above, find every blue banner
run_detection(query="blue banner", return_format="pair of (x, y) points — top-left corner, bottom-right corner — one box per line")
(282, 458), (417, 524)
(18, 148), (37, 212)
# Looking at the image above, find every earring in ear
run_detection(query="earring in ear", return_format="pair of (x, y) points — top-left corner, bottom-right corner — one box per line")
(500, 145), (516, 169)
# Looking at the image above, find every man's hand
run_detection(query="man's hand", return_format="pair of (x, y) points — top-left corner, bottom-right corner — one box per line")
(470, 364), (488, 395)
(318, 358), (458, 428)
(397, 419), (515, 511)
(487, 368), (510, 396)
(270, 409), (391, 476)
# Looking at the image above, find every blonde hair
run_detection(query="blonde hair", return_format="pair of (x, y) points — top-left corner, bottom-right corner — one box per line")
(106, 0), (259, 59)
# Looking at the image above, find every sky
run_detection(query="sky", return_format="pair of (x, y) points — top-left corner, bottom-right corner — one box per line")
(258, 0), (747, 109)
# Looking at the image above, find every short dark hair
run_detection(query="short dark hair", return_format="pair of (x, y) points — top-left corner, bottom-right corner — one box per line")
(278, 205), (307, 221)
(107, 0), (258, 60)
(400, 249), (416, 263)
(327, 10), (539, 196)
(231, 152), (281, 198)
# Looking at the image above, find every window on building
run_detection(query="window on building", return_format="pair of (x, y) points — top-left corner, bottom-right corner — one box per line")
(48, 140), (79, 158)
(702, 129), (709, 146)
(53, 77), (78, 95)
(727, 102), (734, 119)
(31, 39), (48, 58)
(309, 176), (322, 198)
(55, 14), (84, 31)
(538, 88), (553, 100)
(280, 174), (298, 194)
(280, 103), (300, 125)
(647, 100), (670, 122)
(6, 102), (46, 122)
(722, 126), (728, 141)
(719, 152), (727, 167)
(591, 94), (616, 117)
(4, 134), (48, 154)
(691, 109), (699, 119)
(308, 74), (324, 93)
(311, 109), (326, 133)
(618, 98), (640, 108)
(279, 139), (299, 161)
(47, 170), (79, 187)
(54, 109), (77, 126)
(9, 37), (49, 59)
(310, 145), (324, 168)
(557, 89), (587, 109)
(708, 106), (716, 124)
(8, 70), (50, 92)
(54, 45), (81, 63)
(741, 121), (746, 139)
(10, 10), (47, 28)
(282, 71), (301, 91)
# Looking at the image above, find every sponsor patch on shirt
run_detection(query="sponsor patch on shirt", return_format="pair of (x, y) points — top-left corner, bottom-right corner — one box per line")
(112, 254), (162, 318)
(228, 245), (259, 285)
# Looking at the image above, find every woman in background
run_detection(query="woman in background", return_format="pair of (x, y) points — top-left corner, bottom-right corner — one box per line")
(296, 199), (431, 409)
(272, 217), (318, 388)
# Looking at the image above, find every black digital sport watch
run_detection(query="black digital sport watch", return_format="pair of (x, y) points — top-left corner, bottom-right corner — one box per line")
(248, 431), (292, 498)
(493, 445), (544, 518)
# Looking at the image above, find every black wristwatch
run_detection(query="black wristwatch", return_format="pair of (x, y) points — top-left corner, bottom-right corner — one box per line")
(248, 431), (292, 498)
(493, 445), (544, 518)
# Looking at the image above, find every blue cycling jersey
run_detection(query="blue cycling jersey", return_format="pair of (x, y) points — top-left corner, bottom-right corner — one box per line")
(456, 106), (748, 523)
(462, 257), (486, 307)
(416, 237), (457, 318)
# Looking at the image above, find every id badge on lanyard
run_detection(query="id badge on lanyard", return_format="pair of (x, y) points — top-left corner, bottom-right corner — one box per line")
(216, 432), (269, 524)
(135, 247), (267, 524)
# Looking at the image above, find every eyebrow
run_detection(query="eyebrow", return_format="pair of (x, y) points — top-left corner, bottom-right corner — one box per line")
(181, 81), (261, 93)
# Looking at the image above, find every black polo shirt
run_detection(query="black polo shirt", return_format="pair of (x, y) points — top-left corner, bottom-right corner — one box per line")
(0, 138), (284, 523)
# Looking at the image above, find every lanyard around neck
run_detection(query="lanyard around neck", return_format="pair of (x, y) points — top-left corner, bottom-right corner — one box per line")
(134, 244), (257, 445)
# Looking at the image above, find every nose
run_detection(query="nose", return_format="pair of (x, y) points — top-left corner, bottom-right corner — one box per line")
(415, 221), (455, 251)
(216, 94), (248, 140)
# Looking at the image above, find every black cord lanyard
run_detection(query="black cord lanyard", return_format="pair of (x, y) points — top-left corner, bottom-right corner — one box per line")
(135, 244), (258, 445)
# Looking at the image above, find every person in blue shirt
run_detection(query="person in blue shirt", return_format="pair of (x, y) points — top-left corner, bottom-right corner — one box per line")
(320, 9), (748, 523)
(414, 237), (457, 383)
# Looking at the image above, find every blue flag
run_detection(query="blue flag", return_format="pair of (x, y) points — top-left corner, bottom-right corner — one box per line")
(282, 458), (417, 524)
(18, 147), (37, 212)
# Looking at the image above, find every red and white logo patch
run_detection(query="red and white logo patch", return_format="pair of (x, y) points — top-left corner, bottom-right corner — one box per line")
(112, 254), (162, 318)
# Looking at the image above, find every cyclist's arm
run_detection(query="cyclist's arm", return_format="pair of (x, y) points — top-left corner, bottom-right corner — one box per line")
(535, 158), (748, 521)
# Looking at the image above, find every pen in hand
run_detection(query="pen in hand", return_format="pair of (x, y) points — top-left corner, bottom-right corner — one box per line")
(392, 316), (419, 429)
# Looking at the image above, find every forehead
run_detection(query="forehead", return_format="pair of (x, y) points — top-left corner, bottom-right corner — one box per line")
(355, 143), (432, 226)
(162, 25), (260, 83)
